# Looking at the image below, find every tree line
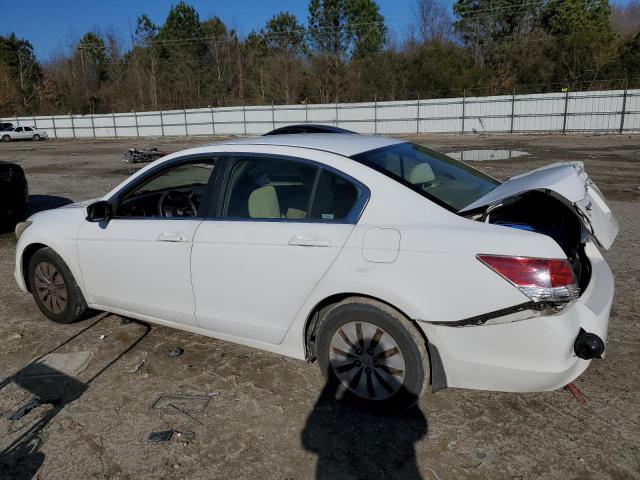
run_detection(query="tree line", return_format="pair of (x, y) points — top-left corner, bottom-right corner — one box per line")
(1, 0), (639, 116)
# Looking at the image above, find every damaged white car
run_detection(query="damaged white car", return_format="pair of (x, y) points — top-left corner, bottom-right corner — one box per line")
(14, 134), (617, 410)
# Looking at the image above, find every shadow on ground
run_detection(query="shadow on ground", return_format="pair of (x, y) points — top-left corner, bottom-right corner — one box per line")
(302, 379), (428, 480)
(0, 315), (149, 480)
(0, 195), (72, 234)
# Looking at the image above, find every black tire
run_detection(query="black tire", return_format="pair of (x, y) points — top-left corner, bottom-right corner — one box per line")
(27, 247), (90, 324)
(316, 297), (429, 413)
(2, 135), (10, 142)
(33, 134), (40, 141)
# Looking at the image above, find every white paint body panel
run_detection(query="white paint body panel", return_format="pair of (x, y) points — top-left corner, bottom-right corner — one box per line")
(14, 136), (617, 394)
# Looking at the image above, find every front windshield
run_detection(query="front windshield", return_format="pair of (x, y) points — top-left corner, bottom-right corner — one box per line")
(351, 143), (499, 211)
(1, 126), (13, 132)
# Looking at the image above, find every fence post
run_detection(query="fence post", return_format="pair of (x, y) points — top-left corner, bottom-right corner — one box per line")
(461, 90), (466, 134)
(242, 104), (247, 135)
(416, 96), (420, 134)
(562, 87), (569, 134)
(160, 109), (165, 137)
(90, 113), (96, 138)
(33, 116), (37, 130)
(210, 106), (216, 136)
(374, 96), (378, 135)
(70, 114), (76, 139)
(335, 100), (339, 127)
(134, 111), (139, 138)
(112, 112), (118, 138)
(510, 87), (516, 134)
(305, 102), (309, 122)
(183, 109), (188, 137)
(619, 80), (628, 134)
(271, 101), (275, 130)
(52, 116), (57, 139)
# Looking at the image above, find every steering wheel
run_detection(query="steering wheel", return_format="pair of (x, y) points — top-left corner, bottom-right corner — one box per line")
(158, 190), (197, 217)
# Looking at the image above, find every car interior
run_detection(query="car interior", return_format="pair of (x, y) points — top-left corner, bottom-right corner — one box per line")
(222, 158), (360, 221)
(113, 157), (361, 221)
(115, 161), (215, 218)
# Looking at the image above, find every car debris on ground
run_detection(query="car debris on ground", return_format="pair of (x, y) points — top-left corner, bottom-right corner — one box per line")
(167, 347), (184, 357)
(148, 429), (174, 443)
(122, 147), (166, 164)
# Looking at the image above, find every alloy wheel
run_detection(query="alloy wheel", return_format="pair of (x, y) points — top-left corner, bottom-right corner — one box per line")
(34, 262), (68, 315)
(329, 321), (406, 400)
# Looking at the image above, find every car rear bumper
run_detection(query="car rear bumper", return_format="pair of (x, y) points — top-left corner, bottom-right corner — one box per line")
(418, 242), (613, 392)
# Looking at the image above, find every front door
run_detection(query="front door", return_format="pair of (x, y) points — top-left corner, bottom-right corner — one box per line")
(192, 155), (366, 344)
(77, 158), (217, 326)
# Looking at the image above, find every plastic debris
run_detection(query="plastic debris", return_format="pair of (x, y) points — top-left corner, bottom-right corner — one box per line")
(167, 347), (184, 357)
(99, 335), (107, 340)
(148, 429), (174, 443)
(20, 351), (94, 378)
(566, 382), (587, 404)
(125, 352), (148, 374)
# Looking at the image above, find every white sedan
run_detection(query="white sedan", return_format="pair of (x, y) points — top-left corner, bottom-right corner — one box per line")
(2, 125), (48, 142)
(14, 134), (618, 410)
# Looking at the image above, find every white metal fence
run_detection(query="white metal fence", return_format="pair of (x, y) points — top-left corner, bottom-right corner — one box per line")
(3, 88), (639, 139)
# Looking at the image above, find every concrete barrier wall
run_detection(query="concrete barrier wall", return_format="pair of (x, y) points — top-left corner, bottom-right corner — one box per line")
(3, 89), (639, 139)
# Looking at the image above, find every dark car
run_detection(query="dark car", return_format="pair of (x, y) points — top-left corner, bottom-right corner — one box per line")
(0, 161), (28, 222)
(263, 124), (354, 135)
(0, 122), (14, 131)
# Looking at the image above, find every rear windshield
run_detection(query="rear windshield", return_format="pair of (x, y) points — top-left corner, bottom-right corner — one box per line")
(351, 143), (499, 211)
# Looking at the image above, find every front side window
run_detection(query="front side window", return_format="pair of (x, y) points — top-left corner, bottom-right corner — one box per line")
(115, 160), (216, 218)
(222, 157), (317, 220)
(24, 127), (33, 132)
(352, 143), (499, 211)
(15, 127), (23, 132)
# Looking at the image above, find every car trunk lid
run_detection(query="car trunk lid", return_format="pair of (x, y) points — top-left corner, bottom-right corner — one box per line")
(459, 161), (618, 249)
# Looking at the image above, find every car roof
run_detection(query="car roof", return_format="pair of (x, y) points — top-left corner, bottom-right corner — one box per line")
(213, 133), (404, 157)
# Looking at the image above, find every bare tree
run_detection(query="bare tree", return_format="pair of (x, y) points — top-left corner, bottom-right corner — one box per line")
(413, 0), (453, 42)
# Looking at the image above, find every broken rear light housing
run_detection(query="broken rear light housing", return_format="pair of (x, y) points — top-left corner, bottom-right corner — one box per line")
(478, 254), (579, 303)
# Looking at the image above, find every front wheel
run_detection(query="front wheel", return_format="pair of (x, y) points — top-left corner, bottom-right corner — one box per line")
(27, 247), (91, 324)
(33, 134), (40, 141)
(316, 297), (429, 413)
(2, 135), (10, 142)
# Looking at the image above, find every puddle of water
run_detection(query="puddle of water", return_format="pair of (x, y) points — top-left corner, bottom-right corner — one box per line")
(448, 149), (531, 161)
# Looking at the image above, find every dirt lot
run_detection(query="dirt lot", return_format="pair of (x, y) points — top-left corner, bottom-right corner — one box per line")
(0, 134), (639, 480)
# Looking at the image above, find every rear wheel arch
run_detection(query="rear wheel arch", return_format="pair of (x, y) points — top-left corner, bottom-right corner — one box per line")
(304, 293), (433, 359)
(303, 293), (447, 392)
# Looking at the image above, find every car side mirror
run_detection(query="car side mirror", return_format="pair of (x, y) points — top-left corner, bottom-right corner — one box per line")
(86, 200), (111, 222)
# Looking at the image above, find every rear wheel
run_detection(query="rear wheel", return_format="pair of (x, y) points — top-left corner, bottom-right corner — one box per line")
(27, 247), (90, 324)
(316, 297), (429, 413)
(33, 134), (40, 141)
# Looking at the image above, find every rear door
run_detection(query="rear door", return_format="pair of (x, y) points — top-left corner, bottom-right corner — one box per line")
(191, 154), (368, 344)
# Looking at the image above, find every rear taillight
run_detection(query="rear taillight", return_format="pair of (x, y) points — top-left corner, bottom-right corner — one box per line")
(478, 254), (579, 303)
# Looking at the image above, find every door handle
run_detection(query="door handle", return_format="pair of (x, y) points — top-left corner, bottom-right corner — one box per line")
(157, 232), (189, 242)
(288, 234), (331, 247)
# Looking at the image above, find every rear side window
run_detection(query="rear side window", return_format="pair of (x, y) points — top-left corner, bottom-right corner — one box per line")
(222, 157), (317, 220)
(310, 170), (361, 221)
(220, 156), (365, 222)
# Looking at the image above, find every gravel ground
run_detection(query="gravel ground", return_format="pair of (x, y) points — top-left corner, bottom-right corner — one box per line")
(0, 133), (638, 480)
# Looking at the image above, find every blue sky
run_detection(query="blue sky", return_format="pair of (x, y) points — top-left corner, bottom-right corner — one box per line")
(0, 0), (634, 60)
(0, 0), (417, 60)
